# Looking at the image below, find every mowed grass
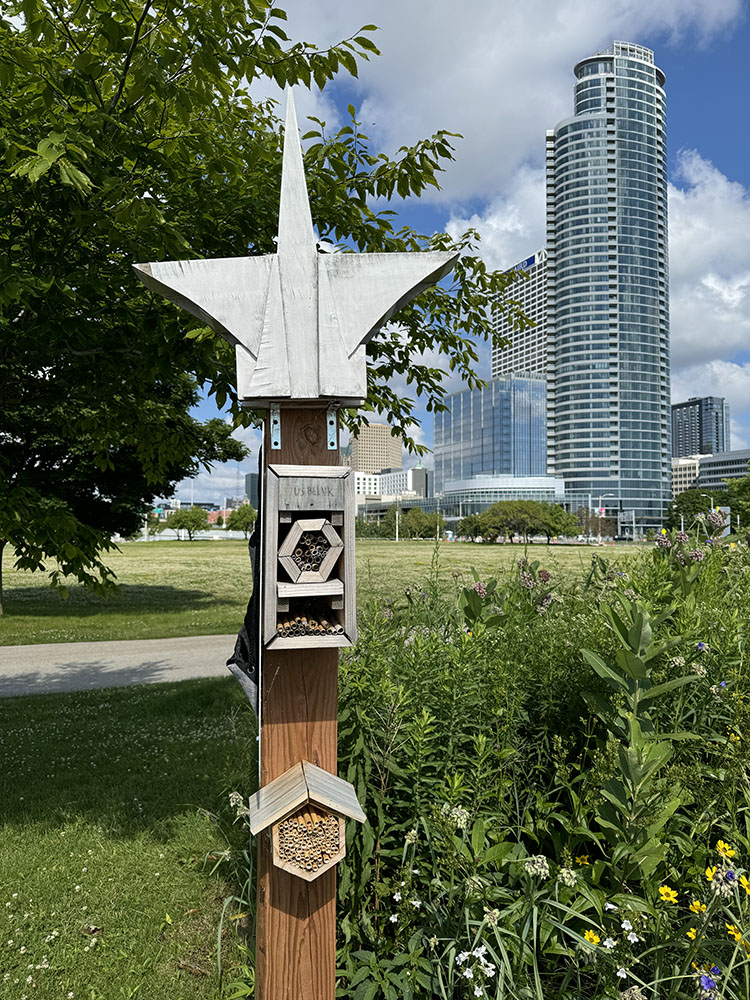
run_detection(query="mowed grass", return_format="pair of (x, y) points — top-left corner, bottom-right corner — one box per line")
(0, 539), (639, 646)
(0, 677), (256, 1000)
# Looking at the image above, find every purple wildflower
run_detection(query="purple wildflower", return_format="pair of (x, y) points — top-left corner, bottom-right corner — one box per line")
(472, 581), (487, 598)
(676, 530), (689, 543)
(690, 548), (705, 562)
(656, 535), (671, 548)
(700, 974), (717, 991)
(539, 569), (551, 583)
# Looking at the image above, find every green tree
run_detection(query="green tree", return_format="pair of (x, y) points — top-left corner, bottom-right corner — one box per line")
(665, 489), (713, 531)
(0, 1), (527, 605)
(226, 505), (257, 539)
(215, 514), (224, 528)
(723, 468), (750, 533)
(162, 507), (208, 541)
(479, 503), (511, 543)
(538, 503), (579, 543)
(457, 513), (481, 541)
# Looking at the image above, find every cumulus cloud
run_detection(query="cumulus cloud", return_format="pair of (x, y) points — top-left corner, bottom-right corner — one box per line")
(272, 0), (741, 202)
(668, 151), (750, 370)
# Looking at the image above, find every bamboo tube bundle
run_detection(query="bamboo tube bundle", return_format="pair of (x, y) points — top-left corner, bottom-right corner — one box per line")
(290, 529), (331, 572)
(275, 604), (343, 638)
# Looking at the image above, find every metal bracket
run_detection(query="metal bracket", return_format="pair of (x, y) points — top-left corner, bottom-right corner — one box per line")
(270, 408), (281, 450)
(326, 405), (338, 450)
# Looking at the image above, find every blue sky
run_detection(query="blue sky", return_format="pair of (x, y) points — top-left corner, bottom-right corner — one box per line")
(180, 0), (750, 504)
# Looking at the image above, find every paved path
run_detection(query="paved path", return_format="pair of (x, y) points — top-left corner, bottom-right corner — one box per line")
(0, 634), (236, 698)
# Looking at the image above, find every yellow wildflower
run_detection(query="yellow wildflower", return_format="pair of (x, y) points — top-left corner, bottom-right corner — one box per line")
(717, 840), (736, 859)
(583, 930), (600, 945)
(686, 927), (697, 940)
(689, 900), (707, 914)
(729, 731), (741, 744)
(659, 885), (678, 904)
(706, 866), (718, 882)
(740, 875), (750, 895)
(726, 922), (742, 943)
(575, 855), (590, 866)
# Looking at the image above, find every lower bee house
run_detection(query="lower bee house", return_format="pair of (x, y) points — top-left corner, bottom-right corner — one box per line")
(249, 760), (366, 881)
(263, 465), (356, 649)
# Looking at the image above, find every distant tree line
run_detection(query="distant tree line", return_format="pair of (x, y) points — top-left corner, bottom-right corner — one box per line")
(356, 506), (444, 539)
(457, 501), (579, 544)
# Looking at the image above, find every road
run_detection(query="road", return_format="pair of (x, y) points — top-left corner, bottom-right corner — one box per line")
(0, 634), (236, 698)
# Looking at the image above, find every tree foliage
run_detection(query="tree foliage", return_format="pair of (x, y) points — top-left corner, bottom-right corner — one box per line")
(161, 507), (208, 541)
(665, 489), (715, 531)
(0, 2), (528, 604)
(723, 469), (750, 533)
(470, 501), (579, 543)
(226, 505), (258, 539)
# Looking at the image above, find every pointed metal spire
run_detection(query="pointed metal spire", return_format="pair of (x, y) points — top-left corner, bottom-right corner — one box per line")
(277, 88), (315, 255)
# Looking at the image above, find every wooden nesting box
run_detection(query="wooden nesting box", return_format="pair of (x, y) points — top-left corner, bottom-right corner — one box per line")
(248, 760), (366, 881)
(263, 465), (355, 648)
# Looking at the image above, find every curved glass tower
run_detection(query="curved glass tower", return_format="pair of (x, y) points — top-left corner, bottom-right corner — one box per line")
(546, 41), (670, 528)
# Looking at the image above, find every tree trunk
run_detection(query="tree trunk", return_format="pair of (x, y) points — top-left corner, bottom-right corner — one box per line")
(0, 539), (6, 615)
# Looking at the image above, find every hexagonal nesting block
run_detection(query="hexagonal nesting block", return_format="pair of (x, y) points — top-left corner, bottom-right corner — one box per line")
(248, 760), (366, 882)
(278, 517), (343, 583)
(272, 806), (345, 881)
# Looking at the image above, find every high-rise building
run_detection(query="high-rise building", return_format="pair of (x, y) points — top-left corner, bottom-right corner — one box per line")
(545, 41), (671, 527)
(433, 375), (547, 494)
(492, 251), (549, 378)
(349, 422), (402, 475)
(671, 396), (730, 457)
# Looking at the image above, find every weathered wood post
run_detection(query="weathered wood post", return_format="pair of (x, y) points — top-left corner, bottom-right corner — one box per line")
(134, 90), (457, 999)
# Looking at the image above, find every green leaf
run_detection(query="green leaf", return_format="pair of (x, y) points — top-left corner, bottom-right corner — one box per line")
(638, 675), (696, 703)
(581, 649), (628, 691)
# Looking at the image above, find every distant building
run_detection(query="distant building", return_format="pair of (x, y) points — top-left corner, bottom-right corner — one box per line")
(671, 456), (702, 497)
(433, 375), (547, 494)
(350, 423), (402, 474)
(492, 250), (549, 379)
(353, 466), (431, 499)
(379, 466), (430, 498)
(672, 396), (730, 457)
(442, 474), (566, 508)
(697, 449), (750, 493)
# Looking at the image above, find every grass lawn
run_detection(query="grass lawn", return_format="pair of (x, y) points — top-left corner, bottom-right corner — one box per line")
(0, 677), (256, 1000)
(0, 539), (638, 647)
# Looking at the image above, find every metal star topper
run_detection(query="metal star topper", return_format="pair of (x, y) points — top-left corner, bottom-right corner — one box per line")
(134, 90), (458, 407)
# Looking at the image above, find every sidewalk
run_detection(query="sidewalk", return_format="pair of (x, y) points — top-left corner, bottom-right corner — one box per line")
(0, 634), (236, 698)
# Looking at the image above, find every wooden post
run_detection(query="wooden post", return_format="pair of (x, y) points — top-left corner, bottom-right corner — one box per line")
(133, 87), (457, 1000)
(256, 407), (339, 998)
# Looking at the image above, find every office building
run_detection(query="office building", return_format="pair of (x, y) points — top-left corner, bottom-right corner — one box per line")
(671, 456), (701, 497)
(353, 466), (431, 499)
(433, 375), (547, 494)
(492, 251), (549, 378)
(697, 449), (750, 494)
(545, 41), (671, 526)
(672, 396), (730, 457)
(350, 422), (402, 474)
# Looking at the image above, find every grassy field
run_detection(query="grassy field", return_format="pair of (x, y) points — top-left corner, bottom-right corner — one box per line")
(0, 538), (638, 646)
(0, 677), (256, 1000)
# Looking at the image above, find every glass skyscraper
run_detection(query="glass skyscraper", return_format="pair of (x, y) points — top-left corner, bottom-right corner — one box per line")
(671, 396), (730, 457)
(545, 41), (671, 526)
(433, 375), (547, 494)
